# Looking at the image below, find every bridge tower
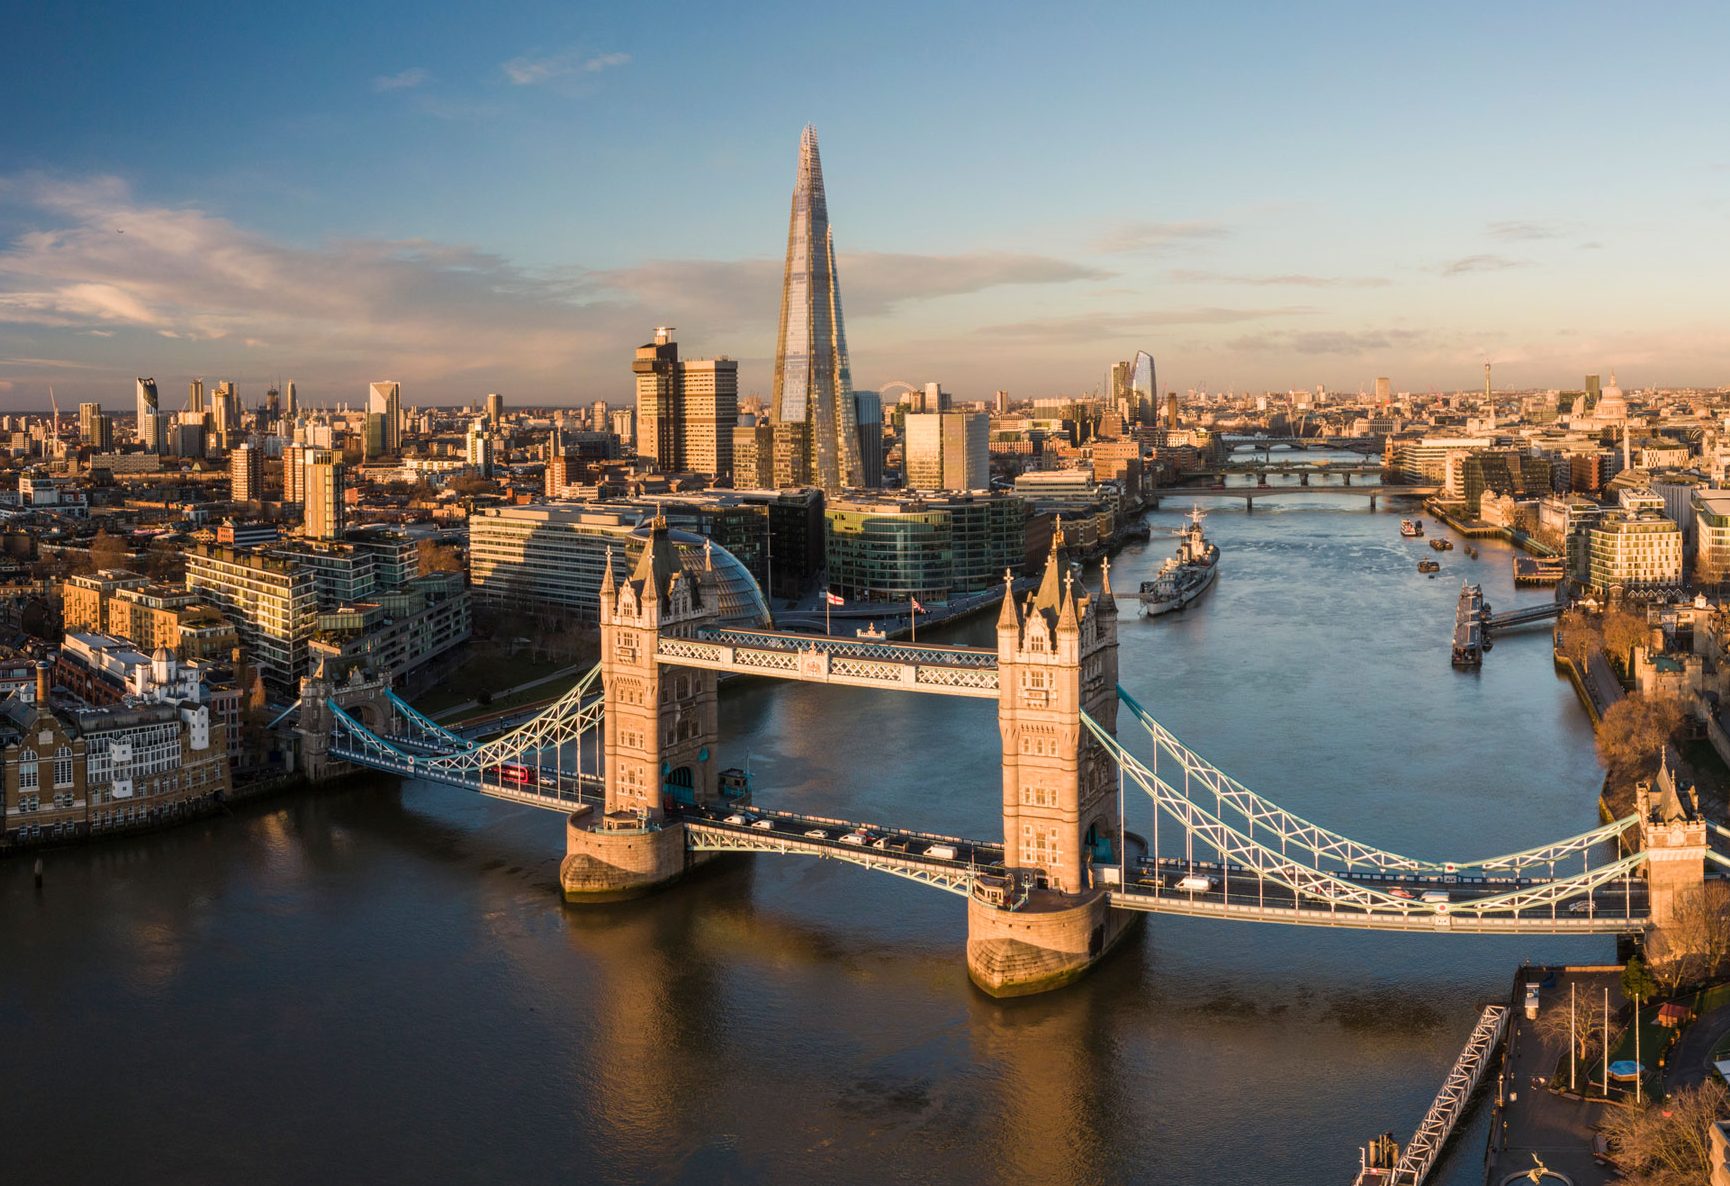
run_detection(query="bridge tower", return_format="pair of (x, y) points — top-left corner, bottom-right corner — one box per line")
(967, 540), (1138, 996)
(559, 523), (720, 901)
(1637, 753), (1709, 957)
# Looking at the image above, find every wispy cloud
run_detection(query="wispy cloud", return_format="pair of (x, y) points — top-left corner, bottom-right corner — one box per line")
(1486, 220), (1560, 241)
(372, 67), (430, 93)
(1440, 254), (1528, 276)
(977, 306), (1313, 342)
(1091, 220), (1229, 254)
(502, 48), (630, 86)
(1171, 269), (1390, 289)
(1225, 328), (1433, 355)
(0, 174), (1104, 398)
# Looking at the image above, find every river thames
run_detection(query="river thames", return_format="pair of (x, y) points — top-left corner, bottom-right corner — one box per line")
(0, 484), (1607, 1185)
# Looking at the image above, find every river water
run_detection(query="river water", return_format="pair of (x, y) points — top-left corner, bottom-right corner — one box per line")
(0, 470), (1607, 1185)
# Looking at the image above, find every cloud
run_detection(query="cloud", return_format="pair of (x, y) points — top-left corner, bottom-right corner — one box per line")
(1440, 254), (1528, 276)
(1224, 328), (1433, 355)
(1486, 220), (1560, 241)
(977, 306), (1313, 343)
(0, 174), (1107, 400)
(502, 48), (630, 86)
(372, 67), (430, 93)
(1092, 220), (1229, 254)
(1171, 269), (1390, 288)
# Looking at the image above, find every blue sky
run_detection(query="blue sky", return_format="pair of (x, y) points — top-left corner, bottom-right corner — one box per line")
(2, 0), (1727, 409)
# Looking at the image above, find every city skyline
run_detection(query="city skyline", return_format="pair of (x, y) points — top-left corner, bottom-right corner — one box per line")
(3, 3), (1729, 409)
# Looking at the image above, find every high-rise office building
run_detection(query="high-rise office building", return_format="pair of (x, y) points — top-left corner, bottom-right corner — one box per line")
(679, 358), (738, 479)
(631, 328), (737, 479)
(368, 382), (401, 453)
(1128, 351), (1157, 424)
(188, 379), (205, 416)
(78, 402), (112, 451)
(611, 407), (635, 447)
(283, 380), (297, 417)
(466, 419), (494, 476)
(1374, 377), (1391, 405)
(904, 411), (989, 492)
(362, 412), (387, 460)
(1106, 360), (1131, 407)
(591, 400), (609, 433)
(852, 390), (883, 488)
(211, 381), (237, 448)
(770, 125), (861, 493)
(284, 443), (308, 504)
(135, 378), (163, 452)
(634, 328), (679, 469)
(732, 422), (775, 488)
(303, 450), (346, 541)
(485, 392), (504, 428)
(230, 442), (263, 503)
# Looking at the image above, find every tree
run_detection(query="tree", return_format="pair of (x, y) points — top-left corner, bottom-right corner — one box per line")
(1622, 954), (1659, 1006)
(416, 538), (464, 575)
(1534, 989), (1622, 1068)
(1651, 881), (1730, 993)
(1599, 1077), (1728, 1185)
(1603, 608), (1654, 672)
(1555, 609), (1605, 668)
(89, 529), (128, 572)
(1596, 694), (1686, 785)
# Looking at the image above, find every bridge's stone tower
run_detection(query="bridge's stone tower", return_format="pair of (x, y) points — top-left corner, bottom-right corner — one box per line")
(297, 659), (398, 781)
(560, 523), (721, 901)
(1638, 752), (1709, 955)
(967, 541), (1137, 996)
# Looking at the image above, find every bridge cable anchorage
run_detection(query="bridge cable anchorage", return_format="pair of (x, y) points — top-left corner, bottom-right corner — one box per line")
(1087, 712), (1648, 927)
(266, 698), (302, 729)
(1117, 687), (1638, 873)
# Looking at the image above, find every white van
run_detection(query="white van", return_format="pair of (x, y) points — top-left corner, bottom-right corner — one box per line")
(1421, 889), (1451, 905)
(1178, 873), (1216, 893)
(924, 843), (959, 860)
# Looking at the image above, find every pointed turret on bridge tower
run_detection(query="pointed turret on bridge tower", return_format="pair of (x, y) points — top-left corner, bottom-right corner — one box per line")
(1638, 747), (1709, 953)
(968, 535), (1136, 996)
(560, 520), (723, 901)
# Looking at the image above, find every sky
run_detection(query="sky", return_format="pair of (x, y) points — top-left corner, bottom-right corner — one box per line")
(2, 0), (1728, 411)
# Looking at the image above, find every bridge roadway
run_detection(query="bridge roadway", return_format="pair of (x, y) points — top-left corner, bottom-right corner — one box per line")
(1165, 484), (1437, 501)
(330, 740), (1652, 933)
(1112, 857), (1648, 933)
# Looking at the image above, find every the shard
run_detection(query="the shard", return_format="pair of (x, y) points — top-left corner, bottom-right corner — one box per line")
(771, 125), (862, 493)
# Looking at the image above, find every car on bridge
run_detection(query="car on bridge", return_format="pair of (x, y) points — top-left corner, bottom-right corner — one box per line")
(804, 828), (828, 840)
(751, 817), (776, 831)
(1177, 873), (1216, 893)
(724, 812), (755, 826)
(923, 843), (959, 860)
(872, 835), (910, 852)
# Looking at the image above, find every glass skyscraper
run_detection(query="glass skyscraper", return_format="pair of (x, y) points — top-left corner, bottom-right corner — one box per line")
(771, 125), (862, 494)
(1129, 350), (1157, 424)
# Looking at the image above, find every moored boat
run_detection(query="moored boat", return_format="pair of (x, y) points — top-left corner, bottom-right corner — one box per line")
(1400, 518), (1424, 537)
(1139, 507), (1219, 616)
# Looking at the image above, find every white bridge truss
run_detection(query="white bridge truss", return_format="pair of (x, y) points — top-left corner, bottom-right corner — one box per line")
(1388, 1004), (1508, 1185)
(1118, 689), (1637, 876)
(1087, 710), (1649, 931)
(319, 651), (1661, 931)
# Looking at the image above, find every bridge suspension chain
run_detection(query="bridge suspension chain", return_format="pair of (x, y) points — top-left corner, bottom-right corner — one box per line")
(1087, 713), (1646, 920)
(420, 664), (604, 775)
(1117, 688), (1637, 873)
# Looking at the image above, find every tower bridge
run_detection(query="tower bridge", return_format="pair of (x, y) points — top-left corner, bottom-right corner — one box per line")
(304, 523), (1720, 997)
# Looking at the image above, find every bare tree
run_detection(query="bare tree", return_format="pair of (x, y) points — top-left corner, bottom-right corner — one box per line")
(89, 528), (129, 572)
(1596, 694), (1686, 785)
(1556, 609), (1605, 668)
(415, 538), (464, 575)
(1652, 881), (1730, 993)
(1600, 1077), (1728, 1185)
(1602, 607), (1655, 673)
(1534, 990), (1622, 1066)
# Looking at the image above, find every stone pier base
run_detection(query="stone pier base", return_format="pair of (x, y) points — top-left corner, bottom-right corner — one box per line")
(559, 806), (691, 902)
(966, 889), (1142, 998)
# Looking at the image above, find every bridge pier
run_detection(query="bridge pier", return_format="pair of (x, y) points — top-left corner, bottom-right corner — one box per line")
(1368, 493), (1377, 512)
(559, 806), (699, 901)
(966, 888), (1141, 997)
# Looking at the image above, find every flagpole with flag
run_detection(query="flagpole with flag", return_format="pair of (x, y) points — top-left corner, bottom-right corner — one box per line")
(824, 588), (844, 634)
(910, 595), (925, 642)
